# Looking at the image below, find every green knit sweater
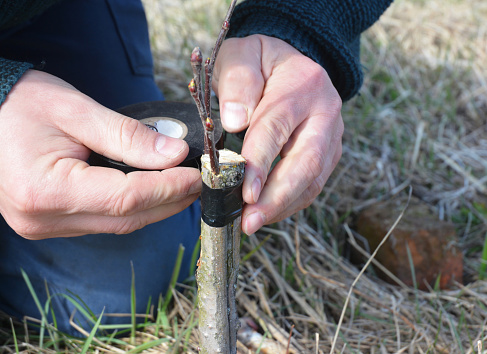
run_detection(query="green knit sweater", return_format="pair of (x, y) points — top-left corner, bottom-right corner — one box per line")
(0, 0), (393, 106)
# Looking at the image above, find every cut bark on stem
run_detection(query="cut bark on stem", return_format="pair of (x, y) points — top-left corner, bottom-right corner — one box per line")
(197, 150), (246, 354)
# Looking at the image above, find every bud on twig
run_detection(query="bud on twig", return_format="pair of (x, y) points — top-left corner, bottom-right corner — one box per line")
(190, 2), (243, 353)
(191, 46), (203, 65)
(188, 79), (207, 125)
(205, 117), (214, 131)
(188, 0), (238, 176)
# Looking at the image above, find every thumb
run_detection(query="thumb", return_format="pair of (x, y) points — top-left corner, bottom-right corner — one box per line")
(10, 70), (189, 170)
(213, 36), (265, 133)
(63, 100), (189, 170)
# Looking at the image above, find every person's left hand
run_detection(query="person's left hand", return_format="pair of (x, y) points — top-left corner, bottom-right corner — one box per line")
(213, 35), (344, 235)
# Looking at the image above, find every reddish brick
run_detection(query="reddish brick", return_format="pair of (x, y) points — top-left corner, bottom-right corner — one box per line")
(356, 198), (463, 290)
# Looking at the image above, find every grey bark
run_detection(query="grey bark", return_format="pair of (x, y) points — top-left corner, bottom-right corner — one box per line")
(197, 149), (245, 354)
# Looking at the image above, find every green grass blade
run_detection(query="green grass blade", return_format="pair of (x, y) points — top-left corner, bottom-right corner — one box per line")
(81, 308), (104, 354)
(155, 245), (185, 332)
(43, 280), (58, 331)
(255, 330), (270, 354)
(9, 318), (19, 354)
(131, 261), (137, 345)
(144, 295), (152, 325)
(170, 308), (198, 354)
(55, 293), (98, 326)
(479, 232), (487, 280)
(162, 244), (185, 312)
(126, 337), (170, 353)
(20, 269), (49, 348)
(242, 233), (272, 263)
(41, 282), (61, 352)
(66, 290), (97, 320)
(95, 336), (127, 346)
(446, 310), (465, 353)
(155, 294), (163, 334)
(433, 273), (442, 292)
(183, 310), (197, 353)
(189, 238), (201, 279)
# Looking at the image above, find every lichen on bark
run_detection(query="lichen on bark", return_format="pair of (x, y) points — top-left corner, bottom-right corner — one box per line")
(197, 150), (245, 354)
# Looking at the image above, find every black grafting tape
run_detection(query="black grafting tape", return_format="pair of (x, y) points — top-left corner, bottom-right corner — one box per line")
(201, 178), (243, 227)
(89, 101), (223, 173)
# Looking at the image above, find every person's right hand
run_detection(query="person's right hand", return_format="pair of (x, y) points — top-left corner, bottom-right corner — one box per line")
(0, 70), (201, 240)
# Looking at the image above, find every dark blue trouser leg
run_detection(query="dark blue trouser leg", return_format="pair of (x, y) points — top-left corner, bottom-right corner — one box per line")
(0, 0), (200, 336)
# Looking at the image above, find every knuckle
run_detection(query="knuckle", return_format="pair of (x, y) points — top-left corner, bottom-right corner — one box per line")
(304, 62), (342, 117)
(113, 216), (146, 235)
(264, 113), (293, 148)
(119, 118), (143, 156)
(294, 149), (328, 205)
(109, 189), (143, 217)
(302, 147), (326, 183)
(307, 60), (327, 80)
(308, 177), (324, 200)
(298, 178), (323, 212)
(299, 57), (332, 87)
(272, 192), (292, 215)
(327, 93), (343, 118)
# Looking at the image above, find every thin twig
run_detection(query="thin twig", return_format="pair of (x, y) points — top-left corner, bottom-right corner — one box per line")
(188, 0), (237, 175)
(188, 79), (206, 127)
(189, 49), (207, 121)
(204, 58), (212, 121)
(204, 0), (237, 114)
(190, 47), (206, 118)
(202, 0), (237, 175)
(286, 324), (294, 354)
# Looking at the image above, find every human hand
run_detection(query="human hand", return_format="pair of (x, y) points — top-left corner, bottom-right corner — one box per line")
(0, 70), (201, 239)
(214, 35), (344, 235)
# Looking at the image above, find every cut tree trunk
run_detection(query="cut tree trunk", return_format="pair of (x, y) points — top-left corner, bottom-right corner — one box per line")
(197, 149), (246, 354)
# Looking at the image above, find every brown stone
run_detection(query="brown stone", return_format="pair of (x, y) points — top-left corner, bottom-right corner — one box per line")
(355, 198), (463, 290)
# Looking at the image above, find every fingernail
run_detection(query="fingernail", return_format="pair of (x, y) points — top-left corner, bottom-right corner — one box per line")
(251, 178), (262, 203)
(245, 212), (265, 235)
(222, 102), (248, 132)
(155, 134), (185, 158)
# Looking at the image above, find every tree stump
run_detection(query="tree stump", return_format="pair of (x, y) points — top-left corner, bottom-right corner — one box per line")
(197, 149), (246, 354)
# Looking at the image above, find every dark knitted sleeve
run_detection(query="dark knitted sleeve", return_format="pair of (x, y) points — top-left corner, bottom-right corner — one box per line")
(227, 0), (394, 101)
(0, 58), (33, 106)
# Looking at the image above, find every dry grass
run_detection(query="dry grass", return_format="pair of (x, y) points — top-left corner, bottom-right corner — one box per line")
(2, 0), (487, 352)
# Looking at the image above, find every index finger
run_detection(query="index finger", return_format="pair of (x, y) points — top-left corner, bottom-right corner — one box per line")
(44, 159), (202, 217)
(240, 53), (333, 205)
